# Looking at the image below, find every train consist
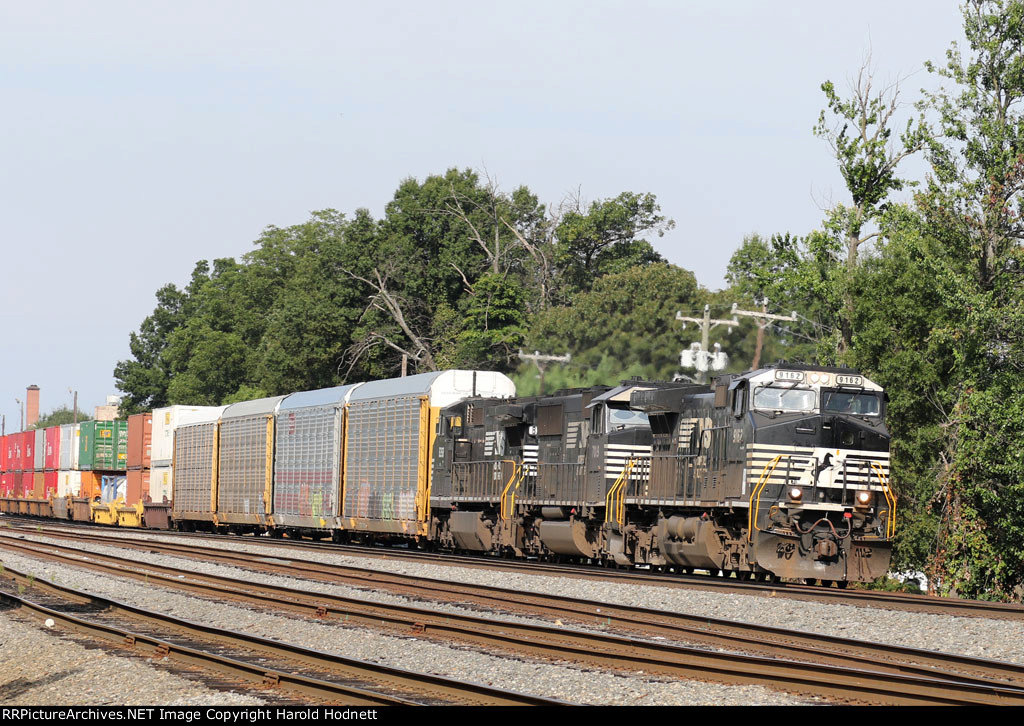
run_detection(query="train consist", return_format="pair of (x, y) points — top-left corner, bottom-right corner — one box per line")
(0, 364), (895, 584)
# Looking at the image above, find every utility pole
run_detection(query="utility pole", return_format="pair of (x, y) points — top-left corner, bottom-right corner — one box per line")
(727, 303), (798, 369)
(518, 350), (571, 395)
(15, 398), (22, 432)
(676, 305), (739, 383)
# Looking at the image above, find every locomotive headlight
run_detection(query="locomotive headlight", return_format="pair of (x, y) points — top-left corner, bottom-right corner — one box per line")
(789, 487), (803, 503)
(855, 490), (872, 506)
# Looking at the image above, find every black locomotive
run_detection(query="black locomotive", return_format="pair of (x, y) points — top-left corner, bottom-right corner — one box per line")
(431, 363), (893, 584)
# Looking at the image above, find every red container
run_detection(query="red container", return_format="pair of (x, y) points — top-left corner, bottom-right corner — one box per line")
(21, 472), (33, 498)
(126, 413), (153, 469)
(44, 470), (58, 498)
(126, 468), (151, 505)
(45, 426), (61, 470)
(10, 433), (22, 472)
(0, 472), (12, 496)
(23, 431), (34, 471)
(0, 434), (7, 473)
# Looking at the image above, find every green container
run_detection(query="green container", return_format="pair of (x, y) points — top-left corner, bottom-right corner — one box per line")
(79, 421), (128, 471)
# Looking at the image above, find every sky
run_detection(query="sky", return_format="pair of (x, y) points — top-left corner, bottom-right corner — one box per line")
(0, 0), (966, 425)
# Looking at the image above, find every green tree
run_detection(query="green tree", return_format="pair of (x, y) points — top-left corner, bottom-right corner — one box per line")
(30, 407), (93, 429)
(814, 61), (928, 355)
(553, 192), (672, 298)
(916, 0), (1024, 599)
(526, 263), (699, 385)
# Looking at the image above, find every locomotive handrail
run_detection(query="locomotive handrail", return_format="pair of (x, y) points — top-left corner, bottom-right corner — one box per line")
(499, 460), (523, 521)
(604, 457), (636, 528)
(747, 454), (786, 541)
(871, 461), (897, 538)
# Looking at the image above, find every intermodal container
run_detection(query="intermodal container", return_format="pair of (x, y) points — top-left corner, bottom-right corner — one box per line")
(0, 434), (7, 472)
(126, 413), (152, 469)
(273, 384), (363, 530)
(22, 472), (35, 498)
(57, 470), (82, 498)
(217, 396), (285, 526)
(45, 426), (61, 470)
(170, 407), (227, 521)
(79, 421), (126, 471)
(116, 420), (128, 469)
(151, 405), (227, 466)
(79, 471), (102, 499)
(126, 468), (150, 505)
(34, 428), (46, 470)
(19, 431), (32, 472)
(33, 472), (44, 498)
(151, 464), (172, 503)
(59, 424), (81, 470)
(43, 471), (57, 498)
(0, 472), (12, 496)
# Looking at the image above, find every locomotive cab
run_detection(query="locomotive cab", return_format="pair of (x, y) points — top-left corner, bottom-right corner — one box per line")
(740, 364), (894, 582)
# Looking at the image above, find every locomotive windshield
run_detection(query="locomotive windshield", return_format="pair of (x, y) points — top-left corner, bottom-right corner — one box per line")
(752, 385), (816, 413)
(822, 390), (881, 416)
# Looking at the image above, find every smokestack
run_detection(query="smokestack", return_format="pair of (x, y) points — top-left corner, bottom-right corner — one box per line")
(26, 385), (40, 429)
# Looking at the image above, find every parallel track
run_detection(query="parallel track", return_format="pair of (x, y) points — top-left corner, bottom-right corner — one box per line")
(6, 516), (1020, 621)
(0, 563), (561, 706)
(4, 532), (1024, 705)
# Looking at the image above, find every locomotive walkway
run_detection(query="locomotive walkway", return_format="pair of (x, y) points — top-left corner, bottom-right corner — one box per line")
(3, 528), (1024, 705)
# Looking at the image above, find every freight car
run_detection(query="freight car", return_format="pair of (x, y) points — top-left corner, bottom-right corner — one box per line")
(0, 364), (895, 584)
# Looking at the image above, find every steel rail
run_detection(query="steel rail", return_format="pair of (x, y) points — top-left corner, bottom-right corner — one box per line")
(6, 517), (1024, 621)
(4, 533), (1024, 691)
(0, 564), (561, 706)
(3, 535), (1024, 705)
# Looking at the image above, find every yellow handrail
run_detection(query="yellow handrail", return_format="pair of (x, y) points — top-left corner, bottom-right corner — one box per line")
(604, 458), (636, 527)
(748, 455), (786, 541)
(499, 460), (523, 521)
(870, 462), (897, 538)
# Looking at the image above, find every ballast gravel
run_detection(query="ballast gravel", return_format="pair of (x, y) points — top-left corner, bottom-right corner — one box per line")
(0, 610), (266, 706)
(0, 543), (815, 706)
(4, 523), (1024, 704)
(23, 526), (1024, 665)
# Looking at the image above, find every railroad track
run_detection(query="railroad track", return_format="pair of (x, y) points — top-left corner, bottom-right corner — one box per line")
(4, 533), (1024, 705)
(0, 562), (561, 706)
(6, 516), (1021, 622)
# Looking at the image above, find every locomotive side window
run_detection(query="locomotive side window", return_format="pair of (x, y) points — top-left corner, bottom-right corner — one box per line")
(752, 385), (816, 413)
(822, 391), (880, 416)
(607, 407), (649, 431)
(731, 384), (746, 417)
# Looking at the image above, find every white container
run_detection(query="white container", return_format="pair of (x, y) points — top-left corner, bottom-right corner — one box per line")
(151, 464), (173, 504)
(151, 405), (227, 466)
(57, 470), (81, 498)
(59, 425), (81, 470)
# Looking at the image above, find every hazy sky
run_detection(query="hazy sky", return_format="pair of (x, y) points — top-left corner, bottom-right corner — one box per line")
(0, 0), (965, 424)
